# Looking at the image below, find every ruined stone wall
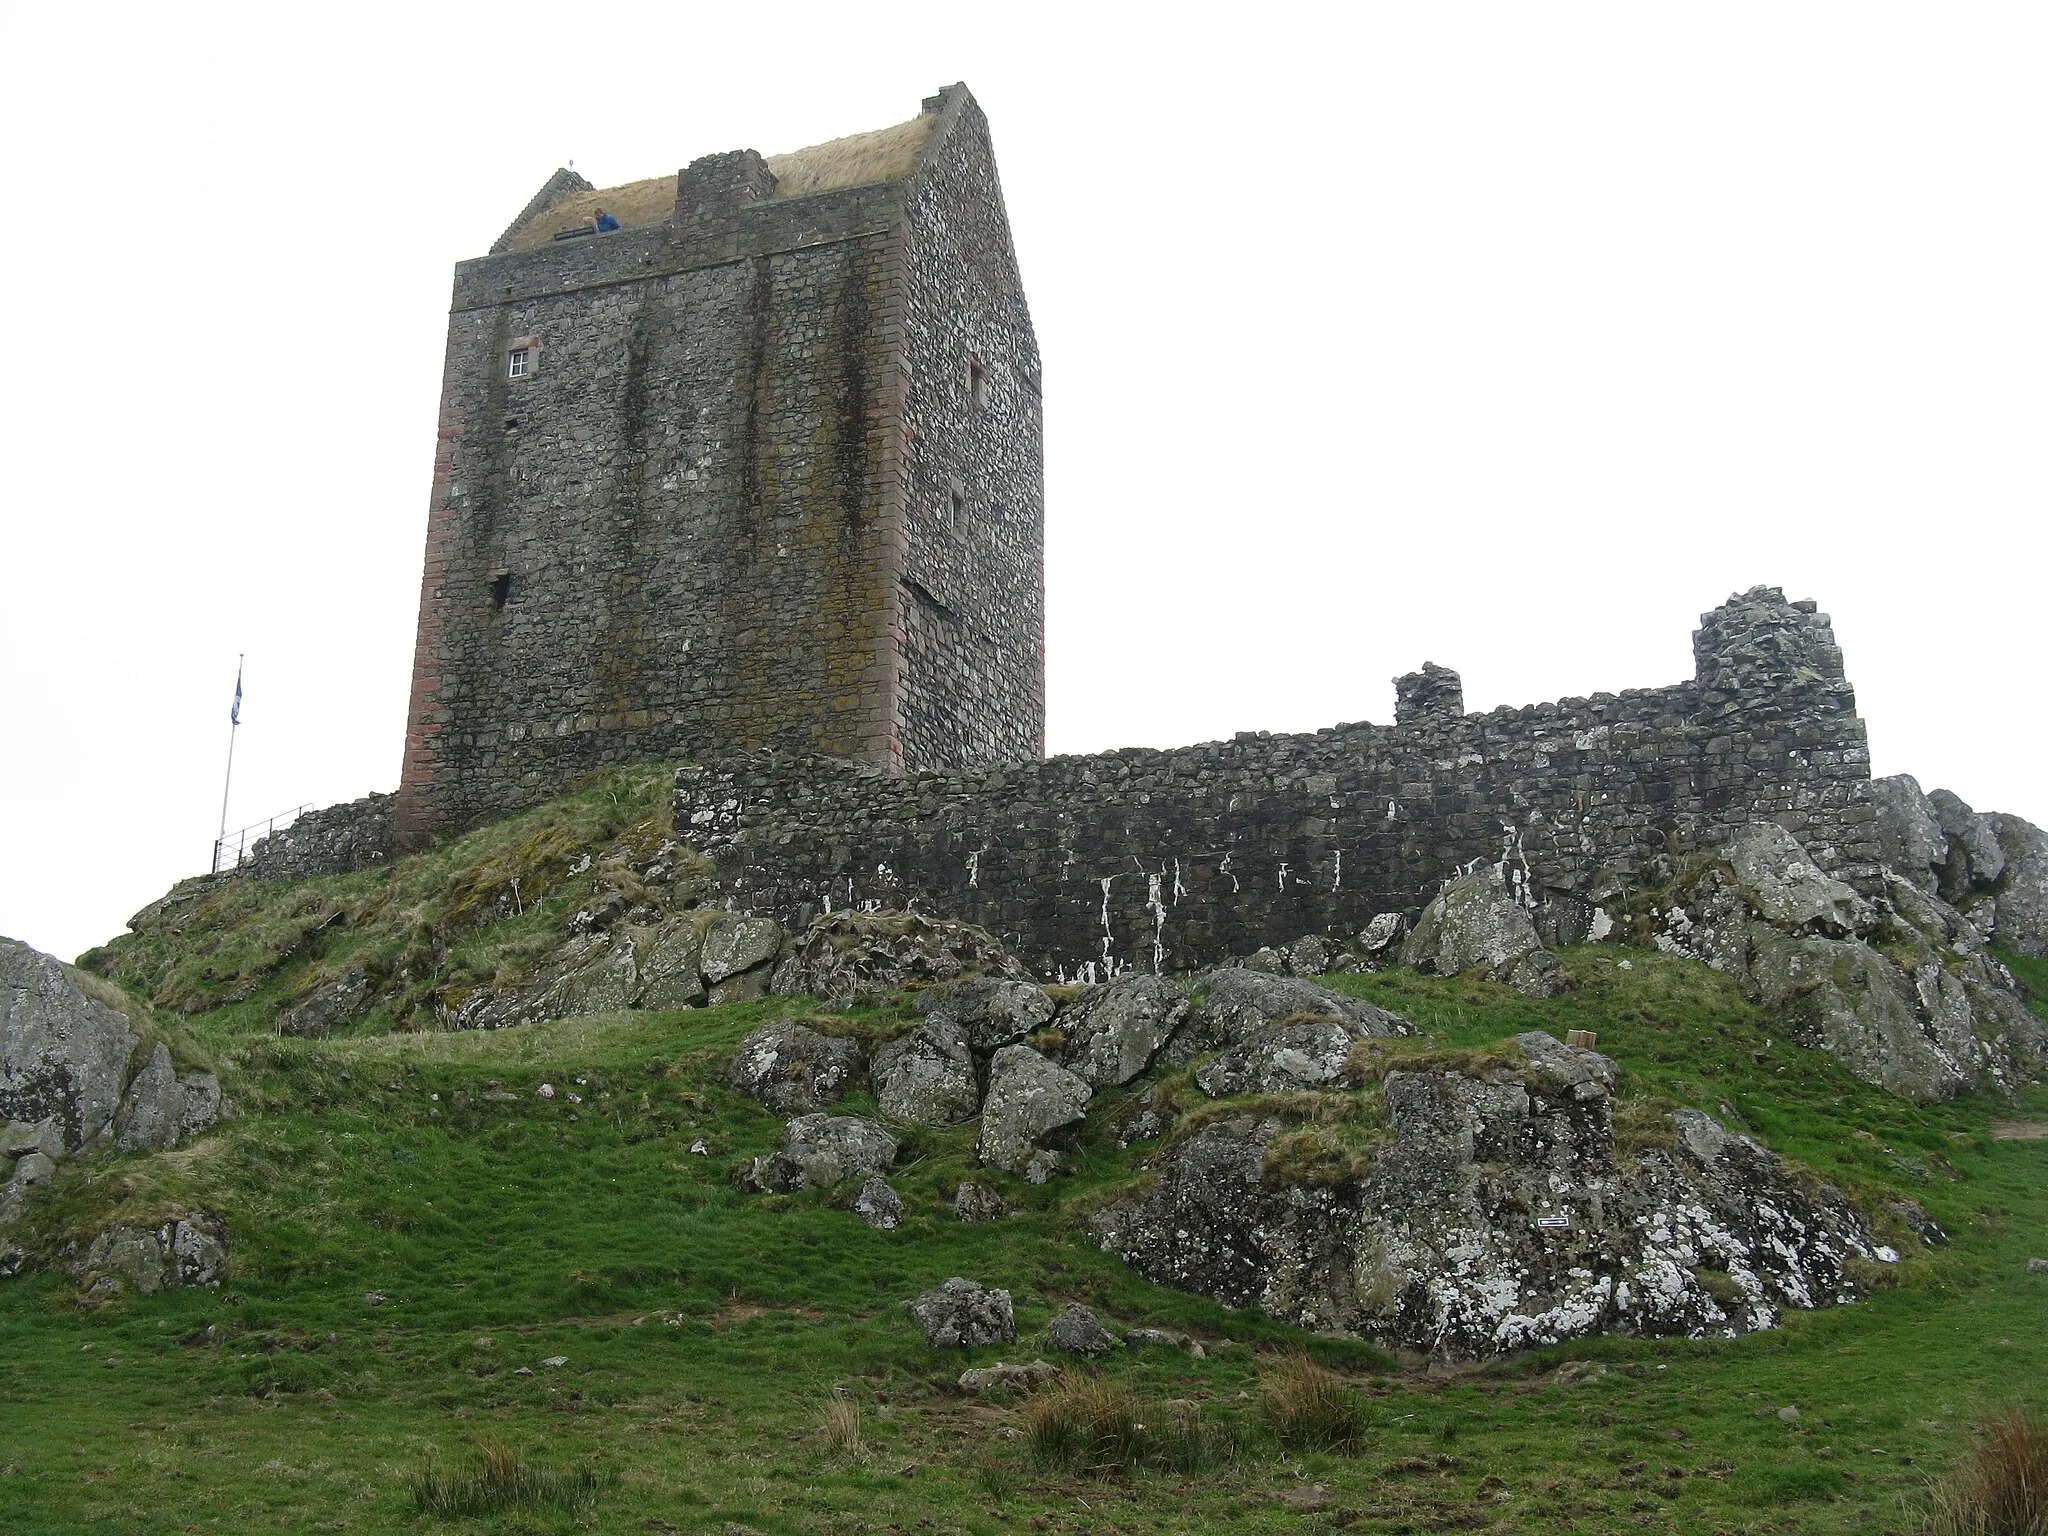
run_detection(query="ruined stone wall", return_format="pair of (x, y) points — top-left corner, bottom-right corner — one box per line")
(394, 87), (1043, 846)
(676, 589), (1879, 980)
(243, 793), (394, 883)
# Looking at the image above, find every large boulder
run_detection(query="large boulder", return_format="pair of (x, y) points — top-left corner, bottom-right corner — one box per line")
(977, 1046), (1091, 1183)
(112, 1043), (223, 1153)
(1060, 974), (1190, 1086)
(738, 1114), (897, 1194)
(1401, 871), (1543, 974)
(1094, 1033), (1877, 1357)
(1, 938), (140, 1152)
(918, 977), (1055, 1052)
(872, 1019), (980, 1126)
(635, 916), (709, 1010)
(728, 1022), (864, 1116)
(1719, 822), (1873, 936)
(906, 1276), (1016, 1348)
(770, 911), (1029, 1007)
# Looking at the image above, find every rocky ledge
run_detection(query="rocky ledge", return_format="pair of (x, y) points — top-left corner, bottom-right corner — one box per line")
(1093, 1031), (1881, 1358)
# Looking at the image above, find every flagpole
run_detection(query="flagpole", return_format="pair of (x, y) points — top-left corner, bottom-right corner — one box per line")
(214, 655), (243, 873)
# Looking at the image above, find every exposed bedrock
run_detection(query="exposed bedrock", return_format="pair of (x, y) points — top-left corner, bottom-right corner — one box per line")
(1093, 1033), (1878, 1358)
(1644, 822), (2046, 1101)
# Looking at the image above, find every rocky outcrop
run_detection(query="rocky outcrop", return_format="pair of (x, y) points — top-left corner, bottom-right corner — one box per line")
(1, 937), (139, 1151)
(72, 1211), (228, 1297)
(1400, 871), (1568, 997)
(1986, 814), (2048, 959)
(275, 967), (370, 1038)
(728, 1023), (864, 1115)
(1167, 968), (1412, 1066)
(737, 1114), (896, 1194)
(1094, 1033), (1877, 1357)
(113, 1044), (223, 1153)
(1648, 822), (2045, 1101)
(769, 911), (1028, 1007)
(1194, 1018), (1361, 1097)
(977, 1046), (1091, 1183)
(1865, 777), (2048, 957)
(906, 1277), (1016, 1347)
(958, 1358), (1059, 1394)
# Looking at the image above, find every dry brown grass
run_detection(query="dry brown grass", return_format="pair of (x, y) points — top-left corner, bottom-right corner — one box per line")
(1261, 1351), (1368, 1454)
(1924, 1409), (2048, 1535)
(821, 1397), (862, 1456)
(509, 114), (934, 251)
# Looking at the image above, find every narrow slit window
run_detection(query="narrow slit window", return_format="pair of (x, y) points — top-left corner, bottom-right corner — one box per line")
(967, 355), (986, 411)
(490, 572), (512, 611)
(948, 483), (966, 527)
(507, 347), (531, 379)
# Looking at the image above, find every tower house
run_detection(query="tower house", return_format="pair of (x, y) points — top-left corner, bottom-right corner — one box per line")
(394, 85), (1042, 845)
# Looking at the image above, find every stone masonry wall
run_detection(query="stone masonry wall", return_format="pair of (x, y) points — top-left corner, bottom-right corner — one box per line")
(675, 588), (1879, 980)
(393, 86), (1042, 846)
(895, 92), (1045, 767)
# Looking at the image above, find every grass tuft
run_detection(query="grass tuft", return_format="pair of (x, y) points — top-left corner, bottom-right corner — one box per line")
(1924, 1408), (2048, 1535)
(1261, 1351), (1368, 1454)
(822, 1396), (862, 1456)
(410, 1437), (606, 1516)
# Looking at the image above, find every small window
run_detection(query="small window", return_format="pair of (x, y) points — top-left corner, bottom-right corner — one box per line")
(489, 571), (512, 612)
(507, 347), (531, 379)
(948, 481), (966, 528)
(967, 355), (987, 412)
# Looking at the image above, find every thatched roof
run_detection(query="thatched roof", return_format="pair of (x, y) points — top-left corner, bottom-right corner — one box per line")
(506, 113), (934, 254)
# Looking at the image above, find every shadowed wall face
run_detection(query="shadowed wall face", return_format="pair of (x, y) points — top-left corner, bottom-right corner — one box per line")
(395, 89), (1043, 846)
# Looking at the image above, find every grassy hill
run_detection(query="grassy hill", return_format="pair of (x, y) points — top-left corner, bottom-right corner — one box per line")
(4, 772), (2045, 1534)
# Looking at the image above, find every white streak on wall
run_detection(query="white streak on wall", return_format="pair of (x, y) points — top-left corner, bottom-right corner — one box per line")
(966, 850), (980, 889)
(1147, 872), (1167, 974)
(1332, 849), (1342, 892)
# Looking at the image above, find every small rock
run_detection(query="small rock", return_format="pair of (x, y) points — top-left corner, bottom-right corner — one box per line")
(689, 1138), (708, 1156)
(1778, 1406), (1801, 1421)
(953, 1179), (1006, 1223)
(514, 1366), (534, 1377)
(1124, 1327), (1203, 1357)
(364, 1292), (388, 1305)
(10, 1150), (57, 1188)
(1047, 1304), (1115, 1357)
(536, 1083), (555, 1100)
(1278, 1486), (1330, 1511)
(958, 1358), (1059, 1395)
(2026, 1257), (2048, 1274)
(906, 1277), (1016, 1348)
(540, 1355), (568, 1368)
(853, 1177), (905, 1230)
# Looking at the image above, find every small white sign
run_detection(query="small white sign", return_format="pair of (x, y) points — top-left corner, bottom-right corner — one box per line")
(1536, 1215), (1571, 1230)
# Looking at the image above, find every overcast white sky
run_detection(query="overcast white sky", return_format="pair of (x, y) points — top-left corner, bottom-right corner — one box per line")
(2, 3), (2042, 963)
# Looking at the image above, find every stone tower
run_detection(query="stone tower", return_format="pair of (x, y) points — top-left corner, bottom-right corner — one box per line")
(394, 85), (1042, 845)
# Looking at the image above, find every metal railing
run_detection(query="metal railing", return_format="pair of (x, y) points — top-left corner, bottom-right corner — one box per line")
(212, 804), (314, 874)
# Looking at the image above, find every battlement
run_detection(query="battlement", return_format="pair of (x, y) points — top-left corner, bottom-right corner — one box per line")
(395, 85), (1043, 847)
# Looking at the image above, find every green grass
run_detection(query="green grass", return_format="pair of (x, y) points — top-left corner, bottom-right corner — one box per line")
(6, 889), (2048, 1530)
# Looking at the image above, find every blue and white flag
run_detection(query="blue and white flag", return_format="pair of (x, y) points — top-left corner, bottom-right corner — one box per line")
(231, 662), (243, 726)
